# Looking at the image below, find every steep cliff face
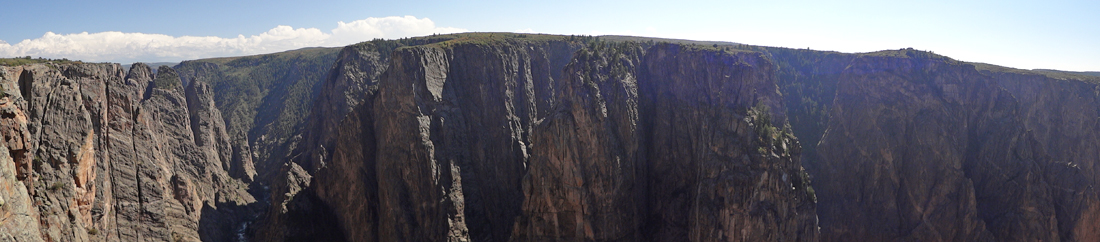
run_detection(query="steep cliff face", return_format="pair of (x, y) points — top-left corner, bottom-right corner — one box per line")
(0, 89), (41, 241)
(305, 38), (584, 242)
(983, 67), (1100, 241)
(269, 34), (818, 242)
(174, 47), (342, 182)
(0, 62), (253, 241)
(510, 42), (817, 241)
(511, 42), (648, 241)
(638, 44), (816, 241)
(252, 37), (461, 242)
(793, 50), (1097, 241)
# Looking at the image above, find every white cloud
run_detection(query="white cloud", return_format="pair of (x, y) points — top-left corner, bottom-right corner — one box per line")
(0, 16), (466, 63)
(326, 16), (466, 45)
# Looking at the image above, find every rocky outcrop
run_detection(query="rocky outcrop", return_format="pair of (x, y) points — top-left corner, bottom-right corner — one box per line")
(0, 62), (253, 241)
(0, 95), (42, 242)
(251, 162), (345, 242)
(186, 78), (235, 181)
(229, 131), (256, 183)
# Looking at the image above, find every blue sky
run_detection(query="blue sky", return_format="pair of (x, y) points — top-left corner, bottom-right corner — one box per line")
(1, 0), (1096, 71)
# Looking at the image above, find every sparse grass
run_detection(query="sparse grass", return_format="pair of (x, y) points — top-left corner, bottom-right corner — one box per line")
(974, 63), (1100, 83)
(749, 103), (781, 145)
(414, 32), (592, 50)
(798, 168), (817, 203)
(0, 57), (83, 66)
(599, 35), (741, 48)
(153, 66), (182, 90)
(805, 186), (817, 203)
(668, 41), (756, 55)
(860, 48), (954, 62)
(49, 181), (65, 191)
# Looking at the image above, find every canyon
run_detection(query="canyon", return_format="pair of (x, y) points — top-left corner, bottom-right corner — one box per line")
(1, 33), (1098, 241)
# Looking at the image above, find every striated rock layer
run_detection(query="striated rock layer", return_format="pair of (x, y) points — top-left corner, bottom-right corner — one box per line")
(0, 63), (253, 241)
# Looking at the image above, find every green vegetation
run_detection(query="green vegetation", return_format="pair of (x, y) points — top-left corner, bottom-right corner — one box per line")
(153, 67), (182, 90)
(576, 39), (640, 60)
(1032, 69), (1100, 80)
(860, 47), (954, 61)
(749, 101), (816, 202)
(178, 46), (342, 135)
(411, 32), (595, 49)
(748, 103), (783, 147)
(87, 227), (99, 235)
(733, 46), (852, 166)
(175, 47), (342, 170)
(975, 64), (1100, 83)
(1079, 71), (1100, 78)
(570, 39), (643, 90)
(49, 181), (65, 191)
(598, 35), (739, 48)
(798, 168), (817, 203)
(0, 56), (83, 66)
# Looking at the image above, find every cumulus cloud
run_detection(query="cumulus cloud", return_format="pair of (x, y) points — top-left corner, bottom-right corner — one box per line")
(0, 16), (466, 63)
(326, 16), (466, 46)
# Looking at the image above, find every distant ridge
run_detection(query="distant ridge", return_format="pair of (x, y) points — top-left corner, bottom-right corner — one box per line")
(1033, 69), (1100, 78)
(123, 62), (178, 73)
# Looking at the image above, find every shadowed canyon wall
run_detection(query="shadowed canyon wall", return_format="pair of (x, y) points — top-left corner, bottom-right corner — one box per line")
(257, 35), (818, 242)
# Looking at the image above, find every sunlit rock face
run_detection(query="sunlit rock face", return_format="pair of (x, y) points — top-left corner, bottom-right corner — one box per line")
(0, 63), (252, 242)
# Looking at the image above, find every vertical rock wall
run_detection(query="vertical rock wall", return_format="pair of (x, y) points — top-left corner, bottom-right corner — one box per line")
(0, 63), (254, 242)
(287, 36), (819, 242)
